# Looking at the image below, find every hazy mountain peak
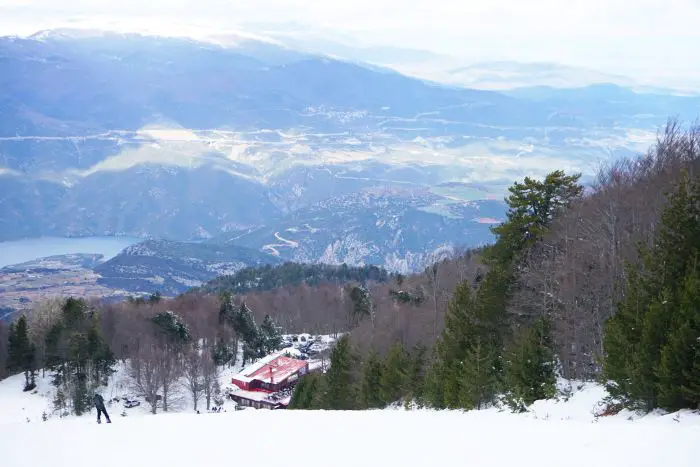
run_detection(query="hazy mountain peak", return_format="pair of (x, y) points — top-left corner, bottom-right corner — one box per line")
(28, 27), (120, 41)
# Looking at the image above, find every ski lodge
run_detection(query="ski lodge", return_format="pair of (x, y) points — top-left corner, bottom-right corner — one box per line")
(228, 352), (310, 409)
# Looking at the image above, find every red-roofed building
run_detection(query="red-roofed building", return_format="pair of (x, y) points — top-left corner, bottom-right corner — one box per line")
(228, 353), (310, 409)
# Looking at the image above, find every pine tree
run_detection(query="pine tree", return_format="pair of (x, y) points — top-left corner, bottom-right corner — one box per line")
(289, 372), (325, 410)
(223, 302), (266, 364)
(427, 282), (474, 409)
(151, 311), (191, 345)
(503, 318), (557, 412)
(259, 315), (283, 354)
(427, 279), (504, 409)
(39, 298), (116, 414)
(380, 344), (409, 405)
(86, 313), (116, 387)
(681, 346), (700, 409)
(405, 345), (426, 404)
(360, 352), (385, 409)
(8, 315), (36, 391)
(488, 170), (583, 265)
(212, 338), (235, 366)
(603, 171), (700, 411)
(423, 171), (582, 411)
(323, 335), (358, 410)
(348, 284), (373, 326)
(459, 337), (498, 410)
(657, 267), (700, 410)
(66, 331), (91, 415)
(422, 361), (447, 409)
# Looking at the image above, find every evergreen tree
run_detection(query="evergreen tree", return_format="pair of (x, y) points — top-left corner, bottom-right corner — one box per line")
(348, 284), (373, 325)
(8, 315), (36, 391)
(322, 336), (358, 410)
(657, 268), (700, 410)
(427, 280), (503, 409)
(233, 302), (258, 343)
(289, 372), (325, 409)
(503, 318), (557, 412)
(66, 331), (91, 415)
(422, 361), (447, 409)
(360, 352), (385, 409)
(603, 172), (700, 411)
(427, 282), (474, 409)
(380, 344), (409, 405)
(489, 170), (583, 265)
(218, 292), (235, 324)
(405, 345), (426, 404)
(86, 314), (116, 386)
(212, 338), (235, 366)
(223, 301), (266, 364)
(41, 298), (116, 415)
(259, 315), (283, 354)
(681, 345), (700, 408)
(601, 265), (646, 407)
(458, 337), (499, 410)
(151, 311), (191, 345)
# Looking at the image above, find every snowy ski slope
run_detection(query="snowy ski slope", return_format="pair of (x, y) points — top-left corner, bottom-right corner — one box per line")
(0, 372), (698, 467)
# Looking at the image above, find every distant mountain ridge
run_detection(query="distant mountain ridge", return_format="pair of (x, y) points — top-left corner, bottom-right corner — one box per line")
(195, 262), (390, 296)
(94, 240), (282, 295)
(1, 28), (699, 275)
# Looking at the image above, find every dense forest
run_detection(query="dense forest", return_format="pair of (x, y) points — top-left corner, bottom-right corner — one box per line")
(194, 262), (391, 295)
(290, 120), (700, 413)
(2, 120), (700, 415)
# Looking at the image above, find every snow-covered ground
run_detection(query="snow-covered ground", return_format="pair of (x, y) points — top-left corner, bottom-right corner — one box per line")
(1, 340), (698, 466)
(0, 383), (698, 467)
(0, 333), (336, 425)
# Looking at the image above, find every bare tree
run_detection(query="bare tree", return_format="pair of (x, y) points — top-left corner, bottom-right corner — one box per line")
(200, 342), (221, 411)
(159, 345), (183, 412)
(25, 297), (65, 376)
(182, 343), (204, 412)
(129, 344), (162, 414)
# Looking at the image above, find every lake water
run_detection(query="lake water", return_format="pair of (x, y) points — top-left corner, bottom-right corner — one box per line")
(0, 236), (143, 268)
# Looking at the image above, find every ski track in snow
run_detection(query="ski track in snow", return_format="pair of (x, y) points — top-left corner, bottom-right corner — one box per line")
(0, 374), (698, 467)
(1, 348), (698, 467)
(0, 401), (698, 467)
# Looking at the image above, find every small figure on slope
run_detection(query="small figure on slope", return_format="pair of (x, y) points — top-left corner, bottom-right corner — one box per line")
(94, 393), (111, 424)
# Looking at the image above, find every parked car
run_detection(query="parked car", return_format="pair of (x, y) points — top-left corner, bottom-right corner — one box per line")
(124, 399), (140, 408)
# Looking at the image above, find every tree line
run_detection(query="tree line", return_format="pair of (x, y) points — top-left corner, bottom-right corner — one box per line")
(4, 120), (699, 415)
(0, 271), (391, 416)
(0, 291), (286, 416)
(195, 262), (390, 295)
(290, 170), (578, 411)
(292, 120), (700, 414)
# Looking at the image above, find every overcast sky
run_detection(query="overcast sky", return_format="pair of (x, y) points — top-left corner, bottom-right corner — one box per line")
(1, 0), (699, 84)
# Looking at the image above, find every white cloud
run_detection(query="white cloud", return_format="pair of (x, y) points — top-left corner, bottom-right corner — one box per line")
(1, 0), (699, 83)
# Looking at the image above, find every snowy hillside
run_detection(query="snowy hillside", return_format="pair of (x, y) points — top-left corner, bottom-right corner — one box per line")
(0, 334), (336, 425)
(0, 332), (696, 467)
(1, 379), (698, 467)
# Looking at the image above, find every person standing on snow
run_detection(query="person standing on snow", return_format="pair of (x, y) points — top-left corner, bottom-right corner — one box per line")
(94, 393), (111, 424)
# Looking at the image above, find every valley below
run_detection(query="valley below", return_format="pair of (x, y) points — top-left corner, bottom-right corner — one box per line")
(1, 28), (699, 313)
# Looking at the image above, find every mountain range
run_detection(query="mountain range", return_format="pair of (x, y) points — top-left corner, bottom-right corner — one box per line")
(1, 27), (699, 278)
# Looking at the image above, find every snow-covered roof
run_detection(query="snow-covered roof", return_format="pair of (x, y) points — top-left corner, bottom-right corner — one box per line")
(232, 353), (281, 383)
(232, 351), (308, 385)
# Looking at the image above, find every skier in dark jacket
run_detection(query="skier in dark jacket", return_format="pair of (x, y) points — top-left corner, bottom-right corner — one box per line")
(94, 393), (111, 424)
